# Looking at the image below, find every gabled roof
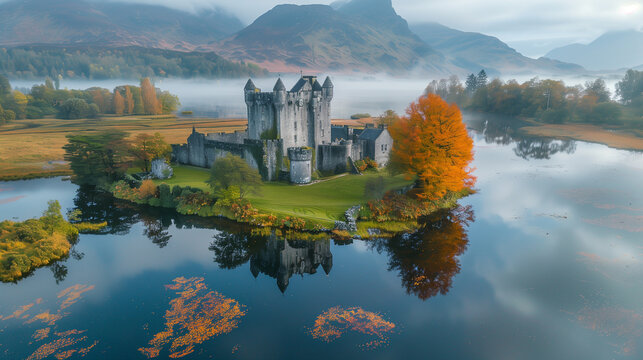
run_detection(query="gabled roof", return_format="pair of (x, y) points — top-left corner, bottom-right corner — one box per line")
(358, 128), (385, 141)
(290, 78), (309, 92)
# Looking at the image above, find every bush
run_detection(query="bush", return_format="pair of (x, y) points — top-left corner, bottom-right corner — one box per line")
(138, 180), (158, 199)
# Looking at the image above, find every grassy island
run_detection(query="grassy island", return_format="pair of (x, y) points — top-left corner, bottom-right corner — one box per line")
(0, 201), (104, 282)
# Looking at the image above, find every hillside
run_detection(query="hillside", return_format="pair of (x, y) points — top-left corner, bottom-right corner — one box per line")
(214, 0), (450, 74)
(0, 0), (244, 50)
(0, 46), (268, 79)
(545, 30), (643, 71)
(410, 22), (584, 75)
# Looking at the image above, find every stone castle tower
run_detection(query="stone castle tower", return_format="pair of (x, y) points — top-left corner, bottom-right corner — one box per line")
(244, 76), (333, 166)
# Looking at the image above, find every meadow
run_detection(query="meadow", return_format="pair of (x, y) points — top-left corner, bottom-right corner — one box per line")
(152, 165), (413, 226)
(0, 115), (247, 180)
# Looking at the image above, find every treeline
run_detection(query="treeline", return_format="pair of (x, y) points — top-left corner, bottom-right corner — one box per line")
(425, 69), (643, 126)
(0, 46), (268, 80)
(0, 76), (180, 123)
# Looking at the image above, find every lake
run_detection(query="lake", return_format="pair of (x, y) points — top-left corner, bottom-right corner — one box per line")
(1, 113), (642, 359)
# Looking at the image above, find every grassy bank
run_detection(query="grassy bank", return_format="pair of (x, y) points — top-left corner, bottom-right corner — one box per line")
(152, 165), (413, 227)
(0, 200), (105, 282)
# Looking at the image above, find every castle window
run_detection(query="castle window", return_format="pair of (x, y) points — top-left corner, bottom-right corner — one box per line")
(294, 122), (297, 130)
(294, 135), (297, 143)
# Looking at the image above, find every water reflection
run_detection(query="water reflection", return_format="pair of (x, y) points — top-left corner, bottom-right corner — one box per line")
(370, 206), (474, 301)
(210, 232), (333, 293)
(466, 112), (577, 159)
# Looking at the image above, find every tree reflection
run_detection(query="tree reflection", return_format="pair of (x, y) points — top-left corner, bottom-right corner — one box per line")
(372, 206), (474, 300)
(49, 263), (68, 284)
(468, 114), (577, 159)
(513, 138), (576, 160)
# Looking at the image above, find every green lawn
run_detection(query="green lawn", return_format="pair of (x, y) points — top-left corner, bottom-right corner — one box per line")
(155, 165), (413, 227)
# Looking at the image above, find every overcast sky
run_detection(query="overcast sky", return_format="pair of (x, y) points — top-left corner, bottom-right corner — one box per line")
(111, 0), (641, 57)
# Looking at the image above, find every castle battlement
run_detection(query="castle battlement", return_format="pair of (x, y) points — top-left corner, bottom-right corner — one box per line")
(244, 76), (333, 165)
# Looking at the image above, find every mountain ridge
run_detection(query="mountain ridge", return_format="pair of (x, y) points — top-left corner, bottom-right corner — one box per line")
(545, 30), (643, 71)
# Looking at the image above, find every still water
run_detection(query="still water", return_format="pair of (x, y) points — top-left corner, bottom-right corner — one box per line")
(1, 115), (642, 359)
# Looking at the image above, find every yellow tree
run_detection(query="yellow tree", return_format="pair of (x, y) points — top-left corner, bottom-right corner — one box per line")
(389, 94), (475, 200)
(129, 133), (172, 172)
(125, 86), (134, 114)
(140, 78), (160, 115)
(113, 90), (125, 115)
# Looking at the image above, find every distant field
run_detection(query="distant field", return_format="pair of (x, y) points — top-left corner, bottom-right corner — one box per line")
(0, 115), (247, 180)
(0, 116), (367, 180)
(153, 165), (413, 226)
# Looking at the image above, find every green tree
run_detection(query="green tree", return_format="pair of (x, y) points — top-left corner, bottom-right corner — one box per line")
(63, 131), (130, 186)
(465, 73), (477, 94)
(377, 109), (399, 127)
(584, 79), (611, 103)
(206, 154), (262, 198)
(158, 91), (180, 114)
(616, 69), (643, 104)
(58, 98), (91, 119)
(129, 133), (172, 172)
(476, 70), (488, 88)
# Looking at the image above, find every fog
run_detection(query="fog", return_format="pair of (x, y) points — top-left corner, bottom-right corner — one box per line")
(10, 73), (626, 119)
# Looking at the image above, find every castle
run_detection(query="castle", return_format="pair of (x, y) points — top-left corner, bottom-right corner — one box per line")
(172, 76), (392, 183)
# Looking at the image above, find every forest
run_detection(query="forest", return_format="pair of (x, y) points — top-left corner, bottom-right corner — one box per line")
(0, 46), (268, 80)
(0, 76), (180, 122)
(424, 69), (643, 129)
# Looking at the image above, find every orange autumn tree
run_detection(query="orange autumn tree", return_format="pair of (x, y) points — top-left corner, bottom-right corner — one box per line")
(390, 94), (475, 200)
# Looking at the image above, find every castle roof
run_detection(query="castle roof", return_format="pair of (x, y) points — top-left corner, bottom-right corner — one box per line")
(244, 79), (256, 91)
(290, 78), (309, 92)
(273, 78), (286, 91)
(322, 76), (333, 88)
(312, 80), (323, 91)
(358, 127), (385, 141)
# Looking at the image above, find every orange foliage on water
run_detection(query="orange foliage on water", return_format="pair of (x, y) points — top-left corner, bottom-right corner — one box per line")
(1, 303), (34, 320)
(1, 284), (98, 359)
(389, 94), (475, 200)
(32, 327), (51, 341)
(26, 330), (88, 360)
(310, 306), (396, 350)
(576, 305), (643, 355)
(58, 284), (95, 311)
(139, 277), (247, 358)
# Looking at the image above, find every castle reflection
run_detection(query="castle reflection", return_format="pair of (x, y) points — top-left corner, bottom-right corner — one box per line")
(210, 231), (332, 293)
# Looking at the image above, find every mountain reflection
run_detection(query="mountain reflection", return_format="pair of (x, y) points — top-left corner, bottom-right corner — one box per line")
(371, 206), (474, 300)
(210, 232), (333, 293)
(467, 113), (577, 160)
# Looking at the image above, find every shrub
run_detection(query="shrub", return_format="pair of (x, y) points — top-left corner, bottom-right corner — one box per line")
(138, 180), (158, 199)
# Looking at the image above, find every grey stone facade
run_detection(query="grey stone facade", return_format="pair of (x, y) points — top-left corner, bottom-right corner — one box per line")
(171, 76), (392, 183)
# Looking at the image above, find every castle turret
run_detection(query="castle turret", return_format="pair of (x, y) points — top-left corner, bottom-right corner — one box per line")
(244, 79), (256, 104)
(322, 76), (334, 100)
(273, 78), (286, 106)
(288, 147), (313, 184)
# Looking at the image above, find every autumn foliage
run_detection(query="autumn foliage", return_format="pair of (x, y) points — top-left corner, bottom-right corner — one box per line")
(389, 94), (475, 200)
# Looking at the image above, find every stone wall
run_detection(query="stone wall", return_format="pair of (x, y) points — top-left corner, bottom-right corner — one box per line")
(318, 143), (350, 174)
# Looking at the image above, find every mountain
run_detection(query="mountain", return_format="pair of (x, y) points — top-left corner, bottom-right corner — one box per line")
(0, 0), (244, 50)
(545, 30), (643, 71)
(213, 0), (450, 74)
(410, 22), (584, 75)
